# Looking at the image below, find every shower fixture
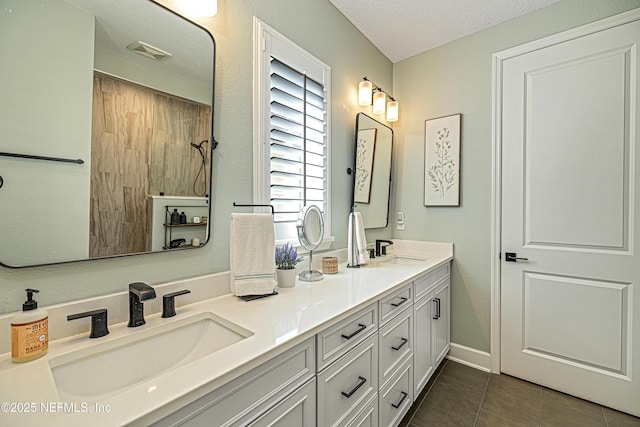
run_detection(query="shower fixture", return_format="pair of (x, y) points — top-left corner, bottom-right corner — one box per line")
(191, 140), (209, 197)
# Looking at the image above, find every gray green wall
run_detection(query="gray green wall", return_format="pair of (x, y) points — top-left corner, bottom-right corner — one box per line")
(0, 0), (391, 314)
(3, 0), (639, 359)
(0, 0), (93, 266)
(391, 0), (640, 352)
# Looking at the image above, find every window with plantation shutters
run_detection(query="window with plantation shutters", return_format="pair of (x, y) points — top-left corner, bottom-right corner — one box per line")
(269, 58), (327, 240)
(254, 18), (332, 243)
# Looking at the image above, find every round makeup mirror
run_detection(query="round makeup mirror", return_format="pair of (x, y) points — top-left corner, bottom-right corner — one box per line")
(297, 205), (325, 281)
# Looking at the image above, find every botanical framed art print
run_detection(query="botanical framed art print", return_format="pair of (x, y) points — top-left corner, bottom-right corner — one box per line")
(424, 114), (461, 206)
(354, 128), (377, 203)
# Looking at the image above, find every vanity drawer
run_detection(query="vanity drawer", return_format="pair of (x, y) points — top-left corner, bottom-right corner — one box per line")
(414, 264), (449, 301)
(379, 357), (413, 427)
(152, 337), (315, 427)
(379, 307), (413, 388)
(379, 283), (412, 325)
(344, 395), (378, 427)
(246, 377), (316, 426)
(317, 303), (378, 371)
(317, 333), (379, 427)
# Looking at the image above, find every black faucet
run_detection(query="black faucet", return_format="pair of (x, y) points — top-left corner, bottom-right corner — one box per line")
(375, 239), (394, 257)
(128, 282), (156, 327)
(67, 309), (109, 338)
(162, 290), (191, 318)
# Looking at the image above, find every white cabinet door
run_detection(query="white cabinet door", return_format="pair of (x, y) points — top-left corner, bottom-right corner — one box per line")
(432, 280), (450, 367)
(247, 378), (316, 427)
(413, 294), (433, 397)
(413, 268), (451, 398)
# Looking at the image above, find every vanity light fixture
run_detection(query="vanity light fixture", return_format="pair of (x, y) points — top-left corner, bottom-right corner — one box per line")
(386, 100), (399, 122)
(357, 77), (399, 122)
(373, 91), (386, 115)
(358, 80), (373, 106)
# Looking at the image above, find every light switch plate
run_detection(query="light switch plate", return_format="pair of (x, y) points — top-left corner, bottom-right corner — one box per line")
(396, 211), (405, 230)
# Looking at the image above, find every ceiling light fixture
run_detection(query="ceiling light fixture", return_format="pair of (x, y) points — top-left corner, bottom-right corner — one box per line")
(179, 0), (217, 17)
(358, 77), (399, 122)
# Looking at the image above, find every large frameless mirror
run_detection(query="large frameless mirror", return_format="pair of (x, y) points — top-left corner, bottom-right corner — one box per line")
(352, 113), (393, 228)
(0, 0), (215, 267)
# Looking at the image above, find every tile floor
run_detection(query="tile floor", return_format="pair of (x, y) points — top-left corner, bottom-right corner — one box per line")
(399, 360), (640, 427)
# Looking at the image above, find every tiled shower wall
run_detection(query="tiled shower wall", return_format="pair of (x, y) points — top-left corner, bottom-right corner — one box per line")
(90, 73), (211, 257)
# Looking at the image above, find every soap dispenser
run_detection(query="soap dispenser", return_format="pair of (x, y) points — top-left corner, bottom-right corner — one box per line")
(11, 289), (48, 363)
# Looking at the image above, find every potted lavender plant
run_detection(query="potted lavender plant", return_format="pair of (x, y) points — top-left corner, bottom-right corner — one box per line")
(275, 242), (303, 288)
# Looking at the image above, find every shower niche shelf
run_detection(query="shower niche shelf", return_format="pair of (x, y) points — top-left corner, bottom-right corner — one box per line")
(163, 205), (208, 250)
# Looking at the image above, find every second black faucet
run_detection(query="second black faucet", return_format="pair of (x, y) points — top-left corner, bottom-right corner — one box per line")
(375, 239), (394, 257)
(128, 282), (156, 327)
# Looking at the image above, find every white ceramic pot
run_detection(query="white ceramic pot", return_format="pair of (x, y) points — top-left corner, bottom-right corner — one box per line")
(276, 268), (296, 288)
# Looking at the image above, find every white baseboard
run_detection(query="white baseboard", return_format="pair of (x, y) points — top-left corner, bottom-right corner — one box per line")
(446, 343), (492, 372)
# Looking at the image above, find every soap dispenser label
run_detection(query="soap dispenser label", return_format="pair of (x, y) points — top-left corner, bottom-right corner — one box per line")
(11, 318), (48, 358)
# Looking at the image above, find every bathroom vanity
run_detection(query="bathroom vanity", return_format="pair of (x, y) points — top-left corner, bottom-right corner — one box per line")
(0, 241), (452, 426)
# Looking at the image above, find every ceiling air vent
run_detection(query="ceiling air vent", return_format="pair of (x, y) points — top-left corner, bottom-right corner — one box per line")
(126, 41), (172, 61)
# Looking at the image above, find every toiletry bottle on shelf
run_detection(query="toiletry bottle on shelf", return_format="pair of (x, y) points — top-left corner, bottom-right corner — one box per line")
(171, 208), (180, 225)
(11, 289), (48, 363)
(180, 211), (187, 224)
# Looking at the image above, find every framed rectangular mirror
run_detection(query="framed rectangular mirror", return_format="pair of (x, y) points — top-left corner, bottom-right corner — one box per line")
(0, 0), (215, 267)
(352, 113), (393, 229)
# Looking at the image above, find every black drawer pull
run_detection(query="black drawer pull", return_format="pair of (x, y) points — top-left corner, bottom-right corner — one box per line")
(392, 391), (408, 409)
(341, 376), (367, 398)
(390, 296), (408, 307)
(341, 323), (367, 340)
(391, 337), (408, 351)
(433, 297), (441, 320)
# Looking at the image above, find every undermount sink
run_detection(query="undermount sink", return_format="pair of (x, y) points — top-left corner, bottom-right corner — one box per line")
(49, 312), (253, 401)
(379, 255), (428, 265)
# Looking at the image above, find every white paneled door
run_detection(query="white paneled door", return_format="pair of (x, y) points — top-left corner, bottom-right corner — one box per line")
(499, 13), (640, 416)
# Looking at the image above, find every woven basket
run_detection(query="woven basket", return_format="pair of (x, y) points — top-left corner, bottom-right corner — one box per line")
(322, 257), (338, 274)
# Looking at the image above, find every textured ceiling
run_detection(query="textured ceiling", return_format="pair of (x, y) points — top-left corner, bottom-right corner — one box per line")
(329, 0), (560, 63)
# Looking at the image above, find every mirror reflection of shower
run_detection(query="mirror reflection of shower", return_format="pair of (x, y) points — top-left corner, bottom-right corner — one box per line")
(190, 139), (208, 196)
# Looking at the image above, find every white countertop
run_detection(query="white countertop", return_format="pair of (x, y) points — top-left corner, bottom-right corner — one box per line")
(0, 241), (452, 426)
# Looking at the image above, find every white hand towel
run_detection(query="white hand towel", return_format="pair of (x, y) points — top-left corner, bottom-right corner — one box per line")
(348, 211), (369, 266)
(230, 213), (276, 296)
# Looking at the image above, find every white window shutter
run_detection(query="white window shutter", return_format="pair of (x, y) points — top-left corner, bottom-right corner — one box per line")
(254, 19), (331, 242)
(269, 59), (327, 241)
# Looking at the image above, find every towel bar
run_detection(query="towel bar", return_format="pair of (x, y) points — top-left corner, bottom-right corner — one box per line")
(232, 202), (274, 215)
(0, 151), (84, 164)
